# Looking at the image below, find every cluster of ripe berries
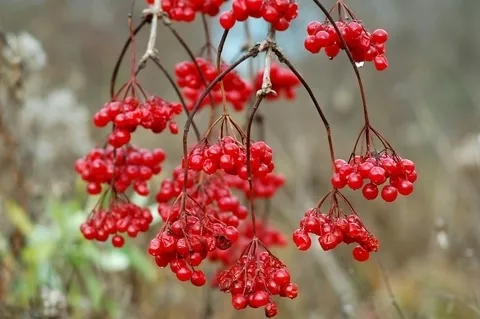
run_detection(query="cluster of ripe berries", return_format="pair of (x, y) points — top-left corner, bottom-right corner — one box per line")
(254, 63), (300, 101)
(216, 245), (298, 317)
(80, 201), (153, 248)
(93, 97), (182, 148)
(304, 20), (389, 71)
(156, 166), (248, 228)
(147, 199), (240, 286)
(149, 0), (226, 22)
(293, 207), (378, 262)
(175, 58), (252, 111)
(74, 146), (166, 196)
(331, 154), (417, 203)
(186, 136), (275, 179)
(209, 221), (288, 265)
(224, 172), (285, 199)
(219, 0), (298, 31)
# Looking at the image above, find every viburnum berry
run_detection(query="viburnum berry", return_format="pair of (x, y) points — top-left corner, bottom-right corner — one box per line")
(293, 191), (379, 261)
(331, 153), (417, 203)
(175, 58), (252, 112)
(254, 63), (300, 101)
(304, 18), (389, 71)
(215, 239), (297, 316)
(220, 0), (298, 32)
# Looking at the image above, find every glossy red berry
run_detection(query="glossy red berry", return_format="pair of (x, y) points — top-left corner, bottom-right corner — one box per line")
(381, 185), (398, 202)
(352, 246), (370, 262)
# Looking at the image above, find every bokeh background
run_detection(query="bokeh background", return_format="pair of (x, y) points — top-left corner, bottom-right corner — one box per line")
(1, 0), (480, 318)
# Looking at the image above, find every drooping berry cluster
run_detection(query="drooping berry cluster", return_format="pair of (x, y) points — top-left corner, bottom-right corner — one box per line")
(156, 166), (248, 227)
(293, 203), (378, 262)
(304, 20), (389, 71)
(209, 221), (287, 265)
(186, 136), (275, 179)
(154, 0), (226, 22)
(175, 58), (252, 111)
(216, 241), (298, 317)
(147, 203), (240, 286)
(80, 200), (153, 248)
(93, 97), (182, 148)
(254, 63), (300, 101)
(331, 154), (417, 203)
(74, 146), (166, 196)
(224, 172), (285, 199)
(219, 0), (299, 31)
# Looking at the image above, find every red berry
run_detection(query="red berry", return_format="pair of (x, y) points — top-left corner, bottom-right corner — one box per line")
(249, 291), (269, 308)
(369, 166), (387, 185)
(190, 270), (207, 287)
(304, 35), (321, 53)
(219, 11), (236, 30)
(352, 246), (370, 262)
(232, 295), (248, 310)
(374, 55), (389, 71)
(397, 180), (414, 196)
(381, 185), (398, 202)
(371, 29), (389, 44)
(176, 267), (192, 281)
(347, 173), (363, 190)
(362, 183), (379, 200)
(293, 229), (311, 251)
(112, 235), (125, 248)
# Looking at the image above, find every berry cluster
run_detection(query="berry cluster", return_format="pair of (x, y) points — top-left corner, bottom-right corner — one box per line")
(93, 97), (182, 148)
(219, 0), (299, 31)
(331, 154), (417, 202)
(156, 166), (248, 227)
(216, 242), (298, 317)
(155, 0), (226, 22)
(254, 63), (300, 101)
(209, 221), (287, 265)
(293, 206), (378, 262)
(304, 20), (389, 71)
(80, 201), (153, 248)
(75, 146), (166, 196)
(225, 172), (285, 199)
(186, 137), (275, 179)
(175, 58), (252, 111)
(147, 205), (240, 286)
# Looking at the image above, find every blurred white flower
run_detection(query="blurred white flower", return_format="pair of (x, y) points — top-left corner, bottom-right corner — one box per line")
(3, 31), (47, 71)
(20, 88), (92, 167)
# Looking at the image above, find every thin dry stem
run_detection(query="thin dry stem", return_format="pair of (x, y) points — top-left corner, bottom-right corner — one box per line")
(139, 0), (162, 65)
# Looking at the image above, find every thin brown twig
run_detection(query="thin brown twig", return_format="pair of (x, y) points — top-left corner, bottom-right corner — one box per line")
(272, 47), (336, 170)
(311, 0), (371, 146)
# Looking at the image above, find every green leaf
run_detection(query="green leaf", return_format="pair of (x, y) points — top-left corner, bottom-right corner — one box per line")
(98, 250), (130, 272)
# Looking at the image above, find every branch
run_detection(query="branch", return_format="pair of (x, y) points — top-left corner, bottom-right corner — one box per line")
(110, 17), (150, 98)
(272, 47), (336, 170)
(139, 0), (162, 65)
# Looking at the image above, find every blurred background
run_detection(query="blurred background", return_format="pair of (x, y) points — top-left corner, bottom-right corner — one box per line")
(1, 0), (480, 318)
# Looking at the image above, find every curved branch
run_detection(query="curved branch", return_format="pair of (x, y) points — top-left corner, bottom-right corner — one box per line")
(110, 17), (150, 98)
(272, 47), (336, 169)
(311, 0), (370, 127)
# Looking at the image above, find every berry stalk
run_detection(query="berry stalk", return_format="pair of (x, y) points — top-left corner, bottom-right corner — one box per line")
(311, 0), (372, 147)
